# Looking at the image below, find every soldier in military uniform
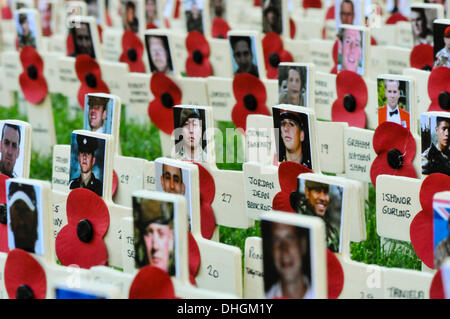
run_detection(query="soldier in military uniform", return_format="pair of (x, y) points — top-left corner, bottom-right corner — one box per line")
(434, 26), (450, 67)
(295, 180), (340, 252)
(174, 108), (207, 162)
(434, 218), (450, 269)
(69, 135), (103, 196)
(18, 13), (36, 49)
(133, 197), (175, 274)
(86, 95), (108, 134)
(422, 116), (450, 176)
(278, 109), (312, 169)
(186, 0), (204, 33)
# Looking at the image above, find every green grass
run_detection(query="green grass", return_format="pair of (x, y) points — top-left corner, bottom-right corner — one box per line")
(0, 93), (421, 271)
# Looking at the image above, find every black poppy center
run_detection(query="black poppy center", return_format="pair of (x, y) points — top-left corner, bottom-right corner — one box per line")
(85, 73), (97, 88)
(16, 284), (34, 300)
(289, 191), (300, 212)
(77, 219), (94, 243)
(243, 94), (257, 111)
(27, 65), (38, 80)
(387, 148), (404, 169)
(343, 94), (356, 112)
(161, 92), (174, 109)
(438, 91), (450, 110)
(421, 65), (432, 71)
(269, 53), (280, 68)
(0, 204), (6, 225)
(217, 35), (225, 39)
(127, 48), (137, 62)
(193, 50), (203, 65)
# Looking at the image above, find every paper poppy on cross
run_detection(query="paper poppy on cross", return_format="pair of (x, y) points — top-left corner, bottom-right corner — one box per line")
(119, 30), (146, 73)
(427, 66), (450, 112)
(19, 46), (48, 104)
(262, 32), (293, 79)
(185, 31), (213, 77)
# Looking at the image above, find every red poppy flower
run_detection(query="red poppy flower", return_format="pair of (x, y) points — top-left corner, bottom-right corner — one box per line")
(147, 72), (182, 135)
(231, 73), (270, 131)
(119, 30), (145, 73)
(272, 161), (313, 213)
(289, 18), (296, 39)
(327, 249), (344, 299)
(370, 122), (417, 187)
(18, 46), (48, 104)
(129, 265), (178, 299)
(410, 44), (434, 71)
(75, 54), (110, 108)
(303, 0), (322, 9)
(429, 269), (445, 299)
(55, 188), (109, 269)
(185, 31), (213, 77)
(1, 5), (12, 19)
(211, 17), (231, 39)
(0, 174), (10, 253)
(4, 249), (46, 299)
(410, 173), (450, 269)
(331, 70), (367, 128)
(194, 163), (216, 239)
(262, 32), (293, 79)
(254, 0), (261, 6)
(385, 13), (408, 24)
(330, 40), (338, 74)
(427, 66), (450, 112)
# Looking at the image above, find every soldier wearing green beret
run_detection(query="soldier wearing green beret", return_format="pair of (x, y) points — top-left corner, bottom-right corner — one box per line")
(296, 180), (340, 252)
(133, 197), (175, 274)
(69, 135), (103, 196)
(175, 108), (207, 162)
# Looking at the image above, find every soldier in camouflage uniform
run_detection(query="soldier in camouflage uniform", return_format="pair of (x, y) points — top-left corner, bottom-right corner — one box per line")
(18, 13), (36, 49)
(434, 26), (450, 68)
(295, 180), (340, 252)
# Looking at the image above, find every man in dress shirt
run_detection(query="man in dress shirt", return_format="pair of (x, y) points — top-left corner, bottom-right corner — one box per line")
(378, 79), (410, 130)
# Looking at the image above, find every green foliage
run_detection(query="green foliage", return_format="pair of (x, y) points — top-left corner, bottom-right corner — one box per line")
(377, 79), (386, 107)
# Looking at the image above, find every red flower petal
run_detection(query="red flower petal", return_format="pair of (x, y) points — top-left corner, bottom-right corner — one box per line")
(1, 6), (12, 19)
(4, 249), (46, 299)
(410, 44), (434, 70)
(272, 191), (295, 213)
(148, 73), (182, 135)
(194, 163), (216, 239)
(429, 269), (445, 299)
(372, 122), (416, 161)
(303, 0), (322, 9)
(331, 100), (366, 128)
(427, 66), (450, 112)
(262, 32), (283, 61)
(19, 46), (48, 104)
(332, 40), (338, 64)
(66, 33), (75, 57)
(55, 225), (108, 268)
(278, 161), (313, 191)
(325, 5), (335, 20)
(410, 210), (433, 268)
(231, 73), (270, 131)
(188, 232), (200, 282)
(419, 173), (450, 218)
(186, 31), (210, 57)
(66, 188), (109, 235)
(289, 18), (296, 39)
(112, 170), (118, 198)
(327, 249), (344, 299)
(335, 70), (368, 108)
(77, 81), (110, 109)
(199, 202), (215, 239)
(0, 174), (10, 253)
(385, 13), (409, 24)
(185, 31), (213, 77)
(119, 30), (146, 73)
(186, 57), (213, 77)
(211, 17), (231, 39)
(128, 265), (177, 299)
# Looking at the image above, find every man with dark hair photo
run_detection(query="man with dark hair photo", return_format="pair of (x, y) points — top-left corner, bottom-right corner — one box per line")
(434, 26), (450, 67)
(185, 0), (203, 33)
(175, 108), (207, 162)
(17, 12), (36, 48)
(0, 123), (21, 178)
(86, 96), (108, 133)
(340, 0), (355, 25)
(279, 66), (307, 106)
(230, 36), (259, 77)
(410, 7), (434, 46)
(123, 0), (139, 33)
(262, 221), (313, 299)
(296, 180), (340, 252)
(263, 2), (281, 34)
(69, 135), (103, 196)
(160, 164), (186, 195)
(422, 116), (450, 175)
(276, 110), (312, 169)
(8, 182), (38, 253)
(134, 197), (175, 274)
(71, 22), (95, 58)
